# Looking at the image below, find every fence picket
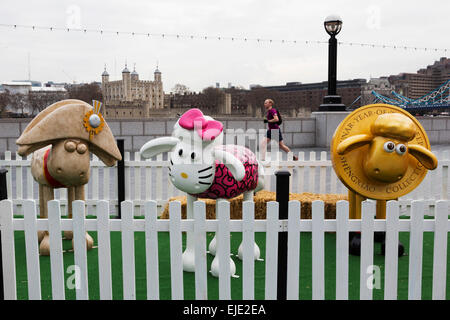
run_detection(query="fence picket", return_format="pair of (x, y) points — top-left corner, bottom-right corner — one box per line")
(217, 199), (231, 300)
(16, 153), (23, 200)
(72, 200), (89, 300)
(156, 154), (163, 202)
(47, 200), (65, 300)
(23, 200), (41, 300)
(5, 151), (12, 199)
(124, 152), (131, 200)
(287, 153), (294, 193)
(242, 200), (255, 300)
(312, 200), (324, 300)
(194, 201), (208, 300)
(26, 154), (33, 200)
(103, 166), (110, 200)
(336, 200), (349, 300)
(121, 201), (136, 300)
(144, 200), (160, 300)
(360, 200), (375, 300)
(169, 201), (184, 300)
(264, 201), (278, 300)
(145, 159), (152, 200)
(97, 200), (113, 300)
(384, 200), (400, 300)
(432, 200), (449, 300)
(442, 151), (449, 200)
(408, 201), (424, 300)
(330, 168), (338, 194)
(309, 152), (316, 193)
(92, 155), (99, 201)
(296, 152), (305, 193)
(286, 200), (300, 300)
(0, 200), (17, 299)
(319, 152), (327, 194)
(134, 152), (141, 202)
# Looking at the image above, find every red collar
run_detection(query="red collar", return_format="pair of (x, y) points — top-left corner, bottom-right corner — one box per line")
(43, 148), (66, 188)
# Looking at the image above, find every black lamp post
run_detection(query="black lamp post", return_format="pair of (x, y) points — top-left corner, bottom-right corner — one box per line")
(319, 14), (346, 111)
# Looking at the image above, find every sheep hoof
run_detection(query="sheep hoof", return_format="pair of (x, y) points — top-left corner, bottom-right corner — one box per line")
(71, 232), (95, 251)
(381, 240), (405, 257)
(39, 232), (50, 256)
(349, 232), (361, 256)
(63, 230), (73, 240)
(37, 231), (46, 243)
(86, 232), (94, 250)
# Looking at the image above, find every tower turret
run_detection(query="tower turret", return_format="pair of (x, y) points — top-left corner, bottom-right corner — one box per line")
(131, 63), (139, 82)
(122, 63), (131, 101)
(154, 65), (161, 83)
(102, 64), (109, 83)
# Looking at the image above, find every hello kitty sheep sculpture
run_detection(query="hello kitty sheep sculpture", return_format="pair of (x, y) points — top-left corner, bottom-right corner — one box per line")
(140, 108), (264, 277)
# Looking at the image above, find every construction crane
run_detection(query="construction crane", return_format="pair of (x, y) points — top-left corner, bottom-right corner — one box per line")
(62, 69), (77, 84)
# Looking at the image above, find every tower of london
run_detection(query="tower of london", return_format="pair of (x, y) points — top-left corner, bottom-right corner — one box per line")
(101, 64), (164, 118)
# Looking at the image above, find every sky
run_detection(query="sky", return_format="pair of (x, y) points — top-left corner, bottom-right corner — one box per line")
(0, 0), (449, 92)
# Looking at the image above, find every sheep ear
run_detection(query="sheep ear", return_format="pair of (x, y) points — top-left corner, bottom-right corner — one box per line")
(140, 137), (179, 159)
(336, 134), (372, 155)
(408, 144), (438, 170)
(17, 142), (53, 157)
(212, 149), (245, 181)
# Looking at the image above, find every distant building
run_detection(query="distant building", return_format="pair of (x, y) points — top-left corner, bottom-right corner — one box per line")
(0, 80), (68, 117)
(262, 79), (366, 115)
(101, 64), (164, 119)
(388, 57), (450, 99)
(1, 81), (67, 95)
(361, 77), (395, 106)
(1, 82), (34, 94)
(165, 90), (232, 115)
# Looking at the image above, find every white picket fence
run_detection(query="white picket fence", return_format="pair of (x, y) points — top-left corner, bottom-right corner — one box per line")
(1, 150), (449, 216)
(1, 198), (449, 300)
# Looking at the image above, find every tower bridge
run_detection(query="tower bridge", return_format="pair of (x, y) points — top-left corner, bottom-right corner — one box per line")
(371, 79), (450, 113)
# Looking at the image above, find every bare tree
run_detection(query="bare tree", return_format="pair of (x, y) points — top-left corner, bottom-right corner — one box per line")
(8, 93), (28, 116)
(66, 82), (103, 104)
(28, 92), (68, 115)
(200, 87), (224, 113)
(172, 84), (190, 95)
(0, 91), (10, 117)
(245, 87), (281, 117)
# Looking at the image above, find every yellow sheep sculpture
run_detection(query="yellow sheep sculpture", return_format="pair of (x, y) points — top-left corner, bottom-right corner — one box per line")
(331, 104), (438, 256)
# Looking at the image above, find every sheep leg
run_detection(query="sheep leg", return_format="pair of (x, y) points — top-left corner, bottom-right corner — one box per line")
(181, 194), (196, 272)
(63, 186), (76, 240)
(210, 199), (238, 278)
(348, 190), (365, 256)
(39, 185), (54, 256)
(376, 200), (386, 219)
(70, 185), (94, 251)
(377, 199), (404, 256)
(237, 191), (262, 261)
(348, 190), (364, 220)
(38, 186), (45, 243)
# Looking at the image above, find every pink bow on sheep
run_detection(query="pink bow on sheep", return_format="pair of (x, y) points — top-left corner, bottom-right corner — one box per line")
(179, 108), (223, 141)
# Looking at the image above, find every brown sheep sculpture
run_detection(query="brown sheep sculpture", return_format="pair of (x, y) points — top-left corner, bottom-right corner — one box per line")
(16, 99), (122, 255)
(332, 106), (438, 256)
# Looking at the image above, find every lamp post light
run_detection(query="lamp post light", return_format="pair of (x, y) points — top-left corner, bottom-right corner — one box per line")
(319, 14), (346, 111)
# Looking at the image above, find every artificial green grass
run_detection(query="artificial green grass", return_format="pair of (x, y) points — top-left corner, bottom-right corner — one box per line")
(12, 226), (449, 300)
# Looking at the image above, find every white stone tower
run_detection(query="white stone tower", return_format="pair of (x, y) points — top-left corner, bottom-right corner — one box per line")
(122, 63), (131, 101)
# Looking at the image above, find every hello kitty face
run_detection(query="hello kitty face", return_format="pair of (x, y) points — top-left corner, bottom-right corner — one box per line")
(167, 127), (217, 193)
(140, 109), (245, 195)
